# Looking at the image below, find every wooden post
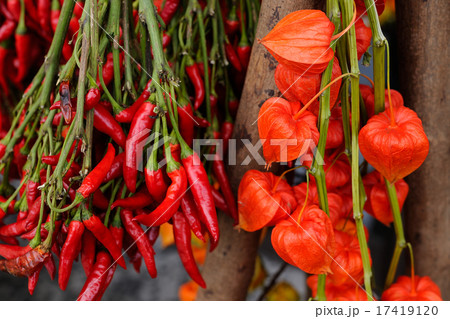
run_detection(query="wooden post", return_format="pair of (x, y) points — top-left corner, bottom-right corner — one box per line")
(196, 0), (323, 301)
(396, 0), (450, 300)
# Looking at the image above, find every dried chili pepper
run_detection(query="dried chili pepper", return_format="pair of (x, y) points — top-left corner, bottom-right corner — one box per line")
(185, 57), (205, 111)
(81, 208), (126, 269)
(172, 211), (206, 288)
(124, 102), (157, 193)
(111, 187), (153, 210)
(121, 209), (157, 278)
(58, 212), (84, 290)
(0, 245), (50, 277)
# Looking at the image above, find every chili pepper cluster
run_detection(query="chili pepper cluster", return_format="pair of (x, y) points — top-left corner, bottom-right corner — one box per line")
(0, 0), (259, 300)
(237, 1), (442, 301)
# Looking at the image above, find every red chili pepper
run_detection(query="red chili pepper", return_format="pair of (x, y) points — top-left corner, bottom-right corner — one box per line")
(115, 80), (152, 123)
(124, 232), (142, 273)
(225, 42), (242, 72)
(228, 90), (239, 118)
(145, 165), (167, 204)
(59, 212), (84, 290)
(212, 188), (228, 213)
(212, 155), (238, 224)
(147, 226), (160, 246)
(73, 0), (84, 19)
(221, 120), (234, 154)
(124, 102), (157, 193)
(85, 88), (101, 110)
(68, 15), (79, 40)
(210, 94), (218, 116)
(92, 105), (127, 148)
(237, 41), (251, 72)
(43, 253), (56, 280)
(186, 57), (205, 111)
(24, 0), (39, 23)
(28, 265), (43, 295)
(180, 191), (205, 241)
(159, 0), (180, 25)
(0, 245), (50, 277)
(26, 180), (39, 211)
(76, 143), (115, 200)
(225, 3), (240, 36)
(192, 114), (210, 128)
(96, 53), (115, 88)
(181, 152), (219, 249)
(0, 197), (43, 237)
(37, 0), (51, 35)
(102, 152), (125, 183)
(172, 211), (206, 288)
(77, 251), (112, 301)
(81, 209), (126, 269)
(6, 0), (20, 21)
(134, 165), (187, 227)
(0, 19), (16, 42)
(0, 243), (32, 259)
(121, 209), (157, 278)
(14, 0), (32, 83)
(111, 187), (153, 210)
(178, 101), (195, 147)
(0, 40), (13, 96)
(81, 230), (96, 277)
(162, 32), (171, 49)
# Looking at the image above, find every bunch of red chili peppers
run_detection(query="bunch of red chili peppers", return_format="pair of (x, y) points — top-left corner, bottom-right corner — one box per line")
(0, 0), (259, 300)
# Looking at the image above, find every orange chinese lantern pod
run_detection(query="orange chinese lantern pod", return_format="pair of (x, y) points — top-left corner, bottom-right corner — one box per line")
(363, 87), (404, 118)
(327, 107), (345, 150)
(303, 151), (351, 190)
(355, 0), (385, 16)
(258, 98), (319, 166)
(179, 280), (199, 301)
(334, 218), (370, 240)
(363, 170), (409, 226)
(328, 230), (371, 286)
(359, 105), (429, 183)
(355, 18), (372, 60)
(274, 58), (342, 116)
(271, 205), (335, 275)
(382, 276), (442, 301)
(260, 10), (335, 76)
(238, 170), (297, 232)
(293, 182), (346, 226)
(307, 275), (372, 301)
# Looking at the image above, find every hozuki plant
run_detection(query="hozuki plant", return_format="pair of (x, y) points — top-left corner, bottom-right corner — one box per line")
(237, 0), (441, 301)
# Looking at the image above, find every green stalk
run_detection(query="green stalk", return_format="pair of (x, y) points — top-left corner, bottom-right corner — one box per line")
(111, 0), (122, 102)
(341, 0), (373, 300)
(363, 0), (386, 114)
(312, 0), (340, 301)
(384, 180), (406, 288)
(123, 0), (137, 99)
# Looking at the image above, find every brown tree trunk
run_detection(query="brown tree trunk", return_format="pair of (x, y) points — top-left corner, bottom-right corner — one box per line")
(396, 0), (450, 300)
(196, 0), (323, 301)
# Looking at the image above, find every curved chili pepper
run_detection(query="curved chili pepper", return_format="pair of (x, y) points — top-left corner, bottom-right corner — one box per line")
(147, 226), (160, 246)
(173, 211), (206, 288)
(59, 213), (85, 290)
(111, 187), (153, 210)
(134, 166), (187, 227)
(180, 192), (205, 241)
(145, 165), (167, 204)
(81, 230), (96, 276)
(213, 157), (238, 224)
(211, 188), (228, 214)
(92, 104), (127, 148)
(193, 114), (210, 128)
(121, 209), (157, 278)
(76, 143), (115, 199)
(124, 102), (157, 193)
(185, 57), (205, 111)
(77, 251), (112, 301)
(0, 245), (50, 277)
(82, 209), (126, 269)
(159, 0), (180, 25)
(0, 19), (16, 42)
(225, 42), (242, 72)
(102, 152), (125, 183)
(0, 196), (43, 237)
(115, 80), (152, 123)
(181, 153), (219, 249)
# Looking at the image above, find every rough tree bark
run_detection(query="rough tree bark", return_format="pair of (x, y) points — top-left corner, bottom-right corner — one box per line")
(196, 0), (323, 301)
(396, 0), (450, 300)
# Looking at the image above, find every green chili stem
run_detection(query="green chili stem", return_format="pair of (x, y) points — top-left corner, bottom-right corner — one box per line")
(123, 0), (137, 99)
